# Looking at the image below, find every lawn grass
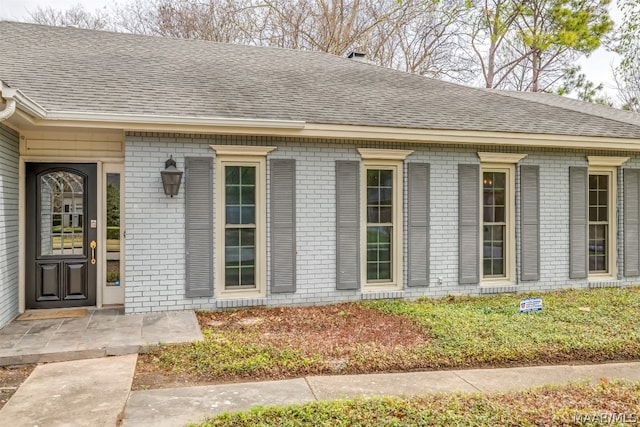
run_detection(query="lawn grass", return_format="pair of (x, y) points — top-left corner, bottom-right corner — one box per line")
(191, 380), (640, 426)
(364, 287), (640, 368)
(141, 287), (640, 382)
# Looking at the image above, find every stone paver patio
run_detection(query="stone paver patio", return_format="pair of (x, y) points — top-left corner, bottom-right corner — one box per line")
(0, 308), (203, 366)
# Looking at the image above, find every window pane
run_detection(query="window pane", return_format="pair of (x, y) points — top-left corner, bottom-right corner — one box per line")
(483, 206), (493, 222)
(377, 262), (391, 280)
(379, 207), (392, 223)
(225, 246), (239, 265)
(367, 169), (379, 186)
(367, 207), (380, 223)
(241, 167), (255, 185)
(240, 248), (255, 266)
(226, 206), (241, 224)
(226, 185), (240, 204)
(240, 228), (255, 246)
(225, 267), (239, 287)
(240, 267), (255, 286)
(104, 173), (121, 285)
(226, 166), (240, 184)
(598, 207), (607, 222)
(241, 186), (255, 205)
(597, 189), (608, 205)
(241, 207), (255, 224)
(40, 171), (85, 256)
(380, 170), (393, 186)
(225, 229), (240, 247)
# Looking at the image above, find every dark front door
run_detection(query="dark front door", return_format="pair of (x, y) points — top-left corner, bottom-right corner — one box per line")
(26, 163), (97, 309)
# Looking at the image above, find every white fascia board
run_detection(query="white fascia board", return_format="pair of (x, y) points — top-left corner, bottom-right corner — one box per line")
(39, 110), (305, 129)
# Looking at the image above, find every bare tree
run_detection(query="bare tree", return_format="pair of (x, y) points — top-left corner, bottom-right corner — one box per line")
(256, 0), (400, 56)
(613, 0), (640, 111)
(384, 0), (472, 80)
(28, 4), (112, 30)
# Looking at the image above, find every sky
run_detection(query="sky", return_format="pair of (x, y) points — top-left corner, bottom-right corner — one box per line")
(0, 0), (623, 100)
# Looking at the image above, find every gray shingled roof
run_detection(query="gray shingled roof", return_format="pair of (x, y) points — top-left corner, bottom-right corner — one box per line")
(2, 20), (640, 138)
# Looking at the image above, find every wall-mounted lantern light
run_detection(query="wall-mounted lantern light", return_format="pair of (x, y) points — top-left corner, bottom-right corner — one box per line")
(160, 156), (183, 197)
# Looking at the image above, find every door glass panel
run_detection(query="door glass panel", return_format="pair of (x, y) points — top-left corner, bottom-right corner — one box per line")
(40, 171), (84, 256)
(106, 173), (121, 286)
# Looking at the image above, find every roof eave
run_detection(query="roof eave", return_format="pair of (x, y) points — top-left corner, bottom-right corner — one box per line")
(9, 97), (640, 152)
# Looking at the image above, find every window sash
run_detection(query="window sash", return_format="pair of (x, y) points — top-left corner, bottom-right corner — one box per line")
(588, 172), (611, 274)
(481, 168), (510, 280)
(362, 163), (400, 287)
(223, 164), (258, 290)
(366, 167), (394, 283)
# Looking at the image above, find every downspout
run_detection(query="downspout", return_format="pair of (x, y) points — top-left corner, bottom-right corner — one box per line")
(0, 81), (17, 122)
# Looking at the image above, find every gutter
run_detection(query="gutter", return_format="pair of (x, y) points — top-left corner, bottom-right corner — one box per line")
(0, 81), (17, 122)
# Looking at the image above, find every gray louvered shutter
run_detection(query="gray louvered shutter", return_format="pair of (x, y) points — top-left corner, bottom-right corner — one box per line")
(270, 159), (296, 293)
(408, 163), (430, 287)
(624, 169), (640, 276)
(569, 167), (588, 279)
(185, 157), (214, 297)
(520, 165), (540, 281)
(459, 164), (479, 284)
(336, 161), (360, 290)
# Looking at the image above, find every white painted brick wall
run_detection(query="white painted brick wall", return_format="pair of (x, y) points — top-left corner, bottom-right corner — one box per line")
(0, 125), (19, 328)
(124, 133), (640, 313)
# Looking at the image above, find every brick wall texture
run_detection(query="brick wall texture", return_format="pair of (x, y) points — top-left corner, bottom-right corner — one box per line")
(123, 133), (640, 313)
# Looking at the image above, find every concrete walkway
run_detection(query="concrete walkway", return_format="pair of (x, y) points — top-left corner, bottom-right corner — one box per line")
(121, 361), (640, 427)
(0, 308), (203, 366)
(1, 355), (137, 427)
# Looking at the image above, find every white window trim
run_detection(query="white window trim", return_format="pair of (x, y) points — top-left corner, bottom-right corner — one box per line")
(357, 148), (414, 161)
(477, 152), (526, 286)
(588, 166), (618, 280)
(211, 145), (276, 156)
(477, 152), (527, 164)
(360, 159), (404, 291)
(587, 156), (629, 167)
(213, 151), (270, 299)
(479, 162), (517, 285)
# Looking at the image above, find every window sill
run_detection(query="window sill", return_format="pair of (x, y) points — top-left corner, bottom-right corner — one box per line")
(217, 289), (266, 300)
(362, 282), (401, 292)
(587, 273), (616, 281)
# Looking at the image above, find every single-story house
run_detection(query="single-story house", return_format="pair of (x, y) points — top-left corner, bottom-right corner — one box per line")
(2, 21), (640, 329)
